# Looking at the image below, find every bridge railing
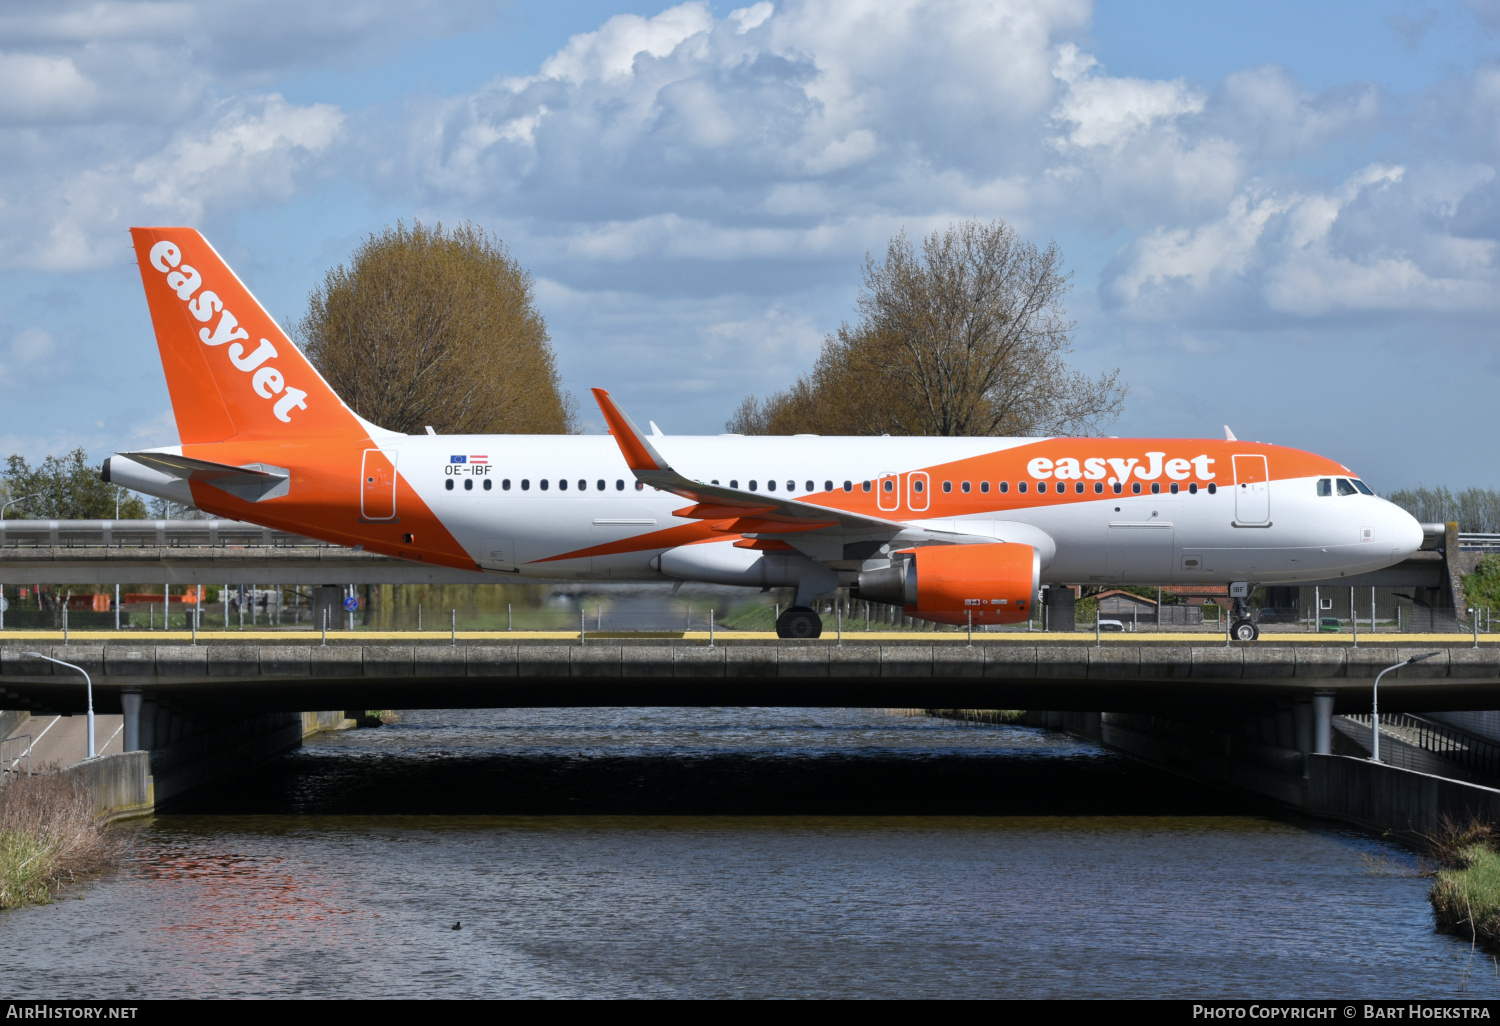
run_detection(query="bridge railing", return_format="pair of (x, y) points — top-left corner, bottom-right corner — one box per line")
(0, 519), (324, 548)
(1343, 712), (1500, 781)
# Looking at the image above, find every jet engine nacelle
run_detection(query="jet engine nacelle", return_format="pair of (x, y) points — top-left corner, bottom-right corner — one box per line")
(856, 542), (1039, 626)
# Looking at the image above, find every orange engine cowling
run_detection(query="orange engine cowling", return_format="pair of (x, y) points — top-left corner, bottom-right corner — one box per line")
(898, 542), (1039, 626)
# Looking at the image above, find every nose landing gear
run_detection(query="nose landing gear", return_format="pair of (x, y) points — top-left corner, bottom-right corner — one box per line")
(1229, 595), (1259, 641)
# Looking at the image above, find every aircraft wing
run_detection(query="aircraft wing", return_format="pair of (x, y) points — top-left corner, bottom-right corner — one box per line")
(591, 388), (906, 537)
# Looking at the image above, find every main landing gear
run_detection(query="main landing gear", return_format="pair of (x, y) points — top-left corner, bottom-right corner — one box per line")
(776, 606), (823, 639)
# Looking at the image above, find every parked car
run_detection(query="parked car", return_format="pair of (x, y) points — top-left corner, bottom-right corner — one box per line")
(1097, 619), (1126, 632)
(1258, 607), (1279, 622)
(1319, 616), (1342, 632)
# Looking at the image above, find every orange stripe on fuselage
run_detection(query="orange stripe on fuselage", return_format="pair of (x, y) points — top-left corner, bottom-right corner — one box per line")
(181, 440), (477, 570)
(531, 520), (736, 564)
(711, 439), (1349, 522)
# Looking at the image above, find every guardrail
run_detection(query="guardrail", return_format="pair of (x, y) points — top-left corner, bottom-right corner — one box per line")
(1, 734), (31, 777)
(1343, 712), (1500, 780)
(0, 519), (322, 548)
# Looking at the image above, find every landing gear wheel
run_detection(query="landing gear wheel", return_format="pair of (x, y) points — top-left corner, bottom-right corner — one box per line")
(776, 606), (823, 639)
(1231, 618), (1259, 642)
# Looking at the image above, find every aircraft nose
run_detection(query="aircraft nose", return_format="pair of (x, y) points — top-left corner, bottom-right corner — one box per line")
(1387, 502), (1424, 559)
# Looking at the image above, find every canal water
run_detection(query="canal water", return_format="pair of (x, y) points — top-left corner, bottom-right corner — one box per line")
(0, 709), (1494, 999)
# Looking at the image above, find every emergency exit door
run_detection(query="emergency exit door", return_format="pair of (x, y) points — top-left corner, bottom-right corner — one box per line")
(361, 449), (398, 520)
(1232, 454), (1269, 524)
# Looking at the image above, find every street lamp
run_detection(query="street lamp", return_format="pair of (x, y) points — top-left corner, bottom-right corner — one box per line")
(1, 493), (40, 520)
(21, 652), (95, 759)
(1371, 651), (1440, 763)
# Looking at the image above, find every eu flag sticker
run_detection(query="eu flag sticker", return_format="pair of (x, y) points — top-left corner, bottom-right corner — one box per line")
(450, 455), (467, 464)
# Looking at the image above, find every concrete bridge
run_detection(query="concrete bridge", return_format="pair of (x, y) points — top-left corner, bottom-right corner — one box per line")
(1, 638), (1495, 717)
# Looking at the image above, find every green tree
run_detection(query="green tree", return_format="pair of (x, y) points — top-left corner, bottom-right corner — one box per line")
(2, 449), (146, 519)
(297, 220), (576, 435)
(729, 218), (1126, 437)
(1387, 487), (1500, 533)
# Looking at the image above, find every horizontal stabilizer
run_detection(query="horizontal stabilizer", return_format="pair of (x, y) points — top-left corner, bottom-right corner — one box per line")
(117, 451), (290, 503)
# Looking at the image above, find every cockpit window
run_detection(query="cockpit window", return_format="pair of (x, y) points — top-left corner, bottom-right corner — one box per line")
(1352, 479), (1374, 495)
(1317, 479), (1331, 497)
(1336, 478), (1357, 496)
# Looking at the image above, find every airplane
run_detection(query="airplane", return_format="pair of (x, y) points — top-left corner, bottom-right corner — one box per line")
(103, 227), (1425, 641)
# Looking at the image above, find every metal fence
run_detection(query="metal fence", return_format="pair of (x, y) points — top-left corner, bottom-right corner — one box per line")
(1342, 712), (1500, 780)
(1, 734), (31, 778)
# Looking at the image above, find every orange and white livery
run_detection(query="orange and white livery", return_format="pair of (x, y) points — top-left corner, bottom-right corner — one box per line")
(106, 228), (1425, 640)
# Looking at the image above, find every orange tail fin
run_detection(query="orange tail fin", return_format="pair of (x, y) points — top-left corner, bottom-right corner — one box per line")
(130, 227), (366, 444)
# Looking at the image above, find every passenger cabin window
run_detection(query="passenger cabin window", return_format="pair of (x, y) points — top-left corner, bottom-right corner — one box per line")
(980, 482), (990, 494)
(1150, 482), (1160, 494)
(1168, 483), (1177, 494)
(578, 479), (586, 491)
(521, 479), (530, 491)
(730, 480), (739, 489)
(882, 480), (894, 493)
(540, 479), (549, 491)
(1207, 483), (1217, 494)
(1112, 482), (1123, 494)
(616, 479), (624, 490)
(766, 480), (776, 491)
(1131, 482), (1142, 494)
(805, 480), (814, 492)
(1352, 479), (1374, 495)
(1336, 478), (1357, 496)
(999, 482), (1009, 493)
(1018, 481), (1028, 494)
(824, 480), (833, 491)
(464, 479), (473, 491)
(943, 481), (952, 493)
(445, 479), (454, 491)
(862, 481), (872, 492)
(1188, 483), (1198, 494)
(597, 480), (605, 491)
(912, 479), (924, 493)
(961, 481), (971, 493)
(1094, 482), (1103, 494)
(1076, 482), (1085, 494)
(483, 479), (492, 491)
(558, 479), (567, 490)
(788, 481), (796, 492)
(1317, 478), (1332, 496)
(635, 481), (644, 491)
(1036, 481), (1046, 493)
(503, 479), (511, 490)
(843, 481), (853, 492)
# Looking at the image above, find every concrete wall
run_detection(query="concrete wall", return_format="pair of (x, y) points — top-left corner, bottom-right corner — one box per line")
(302, 710), (356, 736)
(61, 751), (153, 822)
(1307, 755), (1500, 835)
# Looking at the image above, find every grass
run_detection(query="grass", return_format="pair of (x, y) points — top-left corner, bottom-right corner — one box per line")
(1428, 818), (1500, 949)
(0, 770), (124, 909)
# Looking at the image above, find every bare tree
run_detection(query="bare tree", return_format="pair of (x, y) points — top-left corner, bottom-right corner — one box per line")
(729, 219), (1125, 437)
(298, 221), (576, 435)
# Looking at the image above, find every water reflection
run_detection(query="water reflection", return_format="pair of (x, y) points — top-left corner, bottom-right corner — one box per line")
(0, 709), (1491, 998)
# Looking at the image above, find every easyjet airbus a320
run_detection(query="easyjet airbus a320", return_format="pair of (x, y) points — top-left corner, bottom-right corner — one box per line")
(103, 228), (1424, 640)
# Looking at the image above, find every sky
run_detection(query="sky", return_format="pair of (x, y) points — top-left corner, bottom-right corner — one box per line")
(1, 0), (1498, 492)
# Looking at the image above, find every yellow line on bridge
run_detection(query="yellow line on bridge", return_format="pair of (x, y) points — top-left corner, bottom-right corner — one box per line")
(0, 630), (1494, 644)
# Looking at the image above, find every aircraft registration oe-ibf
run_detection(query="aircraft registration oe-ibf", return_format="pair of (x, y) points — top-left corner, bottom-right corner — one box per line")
(103, 228), (1425, 641)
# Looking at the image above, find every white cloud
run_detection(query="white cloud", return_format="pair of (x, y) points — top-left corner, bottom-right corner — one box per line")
(1106, 163), (1500, 319)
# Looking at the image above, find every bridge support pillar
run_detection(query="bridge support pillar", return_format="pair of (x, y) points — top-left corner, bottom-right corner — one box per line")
(1293, 700), (1313, 754)
(313, 585), (345, 631)
(1045, 587), (1076, 633)
(1313, 691), (1335, 755)
(138, 696), (158, 751)
(121, 689), (142, 752)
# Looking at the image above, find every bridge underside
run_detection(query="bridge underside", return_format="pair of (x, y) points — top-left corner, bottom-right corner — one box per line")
(1, 641), (1496, 717)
